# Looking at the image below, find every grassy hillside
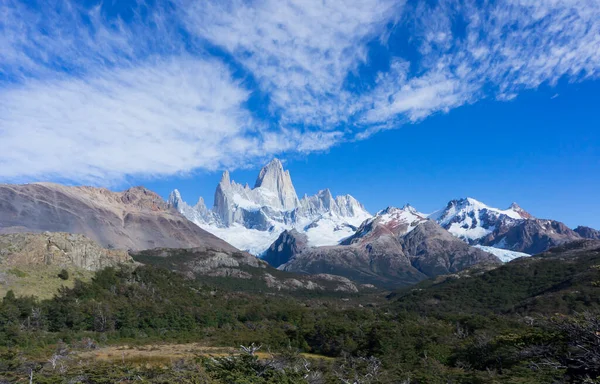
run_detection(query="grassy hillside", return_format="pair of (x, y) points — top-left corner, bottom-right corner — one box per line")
(391, 240), (600, 316)
(0, 265), (95, 299)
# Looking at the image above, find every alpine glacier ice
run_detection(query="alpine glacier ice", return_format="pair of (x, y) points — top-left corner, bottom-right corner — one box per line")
(473, 245), (530, 262)
(169, 159), (371, 255)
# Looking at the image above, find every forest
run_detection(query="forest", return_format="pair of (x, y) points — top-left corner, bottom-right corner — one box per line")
(1, 243), (599, 383)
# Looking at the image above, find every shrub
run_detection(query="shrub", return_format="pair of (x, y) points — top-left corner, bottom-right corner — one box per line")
(58, 269), (69, 280)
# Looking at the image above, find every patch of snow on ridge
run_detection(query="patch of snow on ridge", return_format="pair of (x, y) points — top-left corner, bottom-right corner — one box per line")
(197, 223), (284, 256)
(378, 205), (427, 234)
(474, 245), (530, 262)
(447, 223), (495, 241)
(303, 211), (371, 247)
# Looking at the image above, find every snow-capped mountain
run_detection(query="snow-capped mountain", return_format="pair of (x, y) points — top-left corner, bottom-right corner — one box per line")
(429, 197), (530, 243)
(273, 205), (501, 287)
(342, 205), (428, 245)
(168, 159), (371, 255)
(429, 197), (587, 255)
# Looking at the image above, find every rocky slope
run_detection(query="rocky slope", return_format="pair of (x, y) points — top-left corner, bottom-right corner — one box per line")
(169, 159), (371, 254)
(0, 183), (238, 251)
(479, 218), (584, 254)
(574, 226), (600, 240)
(0, 232), (131, 270)
(276, 206), (500, 287)
(262, 229), (308, 268)
(130, 247), (361, 293)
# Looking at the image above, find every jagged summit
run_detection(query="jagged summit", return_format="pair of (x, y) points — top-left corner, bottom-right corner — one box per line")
(253, 158), (299, 210)
(508, 202), (533, 219)
(170, 159), (370, 254)
(430, 197), (525, 242)
(220, 170), (231, 185)
(168, 189), (182, 205)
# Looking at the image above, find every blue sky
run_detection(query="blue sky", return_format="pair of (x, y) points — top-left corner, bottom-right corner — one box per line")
(1, 0), (599, 228)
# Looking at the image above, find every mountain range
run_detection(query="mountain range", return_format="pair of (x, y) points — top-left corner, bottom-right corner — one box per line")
(168, 159), (370, 255)
(171, 159), (596, 259)
(0, 159), (598, 289)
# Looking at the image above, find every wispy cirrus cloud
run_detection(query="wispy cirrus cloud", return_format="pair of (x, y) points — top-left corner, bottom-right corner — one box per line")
(181, 0), (403, 127)
(0, 0), (599, 184)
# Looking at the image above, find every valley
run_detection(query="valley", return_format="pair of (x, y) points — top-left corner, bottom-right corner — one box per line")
(0, 162), (599, 382)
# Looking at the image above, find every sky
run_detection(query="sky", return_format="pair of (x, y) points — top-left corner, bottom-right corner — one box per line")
(0, 0), (599, 228)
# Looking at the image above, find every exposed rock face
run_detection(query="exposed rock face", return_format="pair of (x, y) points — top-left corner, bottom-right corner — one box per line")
(277, 206), (500, 287)
(254, 158), (300, 210)
(279, 243), (423, 288)
(263, 229), (308, 268)
(0, 232), (131, 270)
(400, 221), (499, 276)
(169, 159), (370, 254)
(574, 226), (600, 240)
(481, 219), (584, 254)
(0, 183), (238, 251)
(131, 247), (360, 293)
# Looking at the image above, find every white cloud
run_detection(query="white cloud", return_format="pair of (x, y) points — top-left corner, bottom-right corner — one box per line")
(0, 58), (255, 183)
(181, 0), (403, 127)
(356, 0), (600, 126)
(0, 0), (599, 184)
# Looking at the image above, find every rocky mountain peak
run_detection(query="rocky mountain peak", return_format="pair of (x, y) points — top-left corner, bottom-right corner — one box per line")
(120, 186), (167, 211)
(401, 204), (419, 214)
(508, 202), (533, 219)
(167, 189), (183, 208)
(170, 159), (370, 254)
(253, 158), (299, 210)
(220, 170), (231, 186)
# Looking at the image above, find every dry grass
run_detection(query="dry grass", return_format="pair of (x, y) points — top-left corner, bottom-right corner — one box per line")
(75, 343), (333, 366)
(0, 265), (94, 299)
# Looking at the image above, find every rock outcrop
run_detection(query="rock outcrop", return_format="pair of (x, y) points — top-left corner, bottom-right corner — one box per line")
(130, 247), (361, 293)
(574, 226), (600, 240)
(0, 232), (131, 270)
(262, 229), (308, 268)
(481, 219), (585, 254)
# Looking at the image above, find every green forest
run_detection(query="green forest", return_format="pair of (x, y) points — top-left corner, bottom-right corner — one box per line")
(1, 243), (600, 383)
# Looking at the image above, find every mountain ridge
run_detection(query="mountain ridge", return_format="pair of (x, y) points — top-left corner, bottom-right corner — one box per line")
(0, 183), (238, 252)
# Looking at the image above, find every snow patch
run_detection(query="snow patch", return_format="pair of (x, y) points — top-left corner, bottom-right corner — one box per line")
(474, 245), (530, 262)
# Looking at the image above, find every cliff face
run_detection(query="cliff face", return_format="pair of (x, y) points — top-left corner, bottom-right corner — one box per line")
(0, 232), (131, 271)
(0, 183), (238, 251)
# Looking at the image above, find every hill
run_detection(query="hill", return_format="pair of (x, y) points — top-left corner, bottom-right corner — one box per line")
(0, 183), (237, 251)
(391, 239), (600, 315)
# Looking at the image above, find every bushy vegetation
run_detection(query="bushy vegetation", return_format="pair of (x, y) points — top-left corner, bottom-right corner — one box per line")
(1, 245), (599, 383)
(57, 269), (69, 281)
(392, 244), (600, 315)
